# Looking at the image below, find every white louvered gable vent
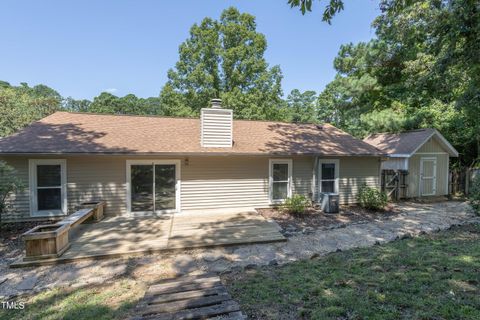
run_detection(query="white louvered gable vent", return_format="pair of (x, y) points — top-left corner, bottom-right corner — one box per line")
(201, 99), (233, 148)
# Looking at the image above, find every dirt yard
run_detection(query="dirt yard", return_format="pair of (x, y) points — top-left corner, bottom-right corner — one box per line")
(0, 221), (51, 267)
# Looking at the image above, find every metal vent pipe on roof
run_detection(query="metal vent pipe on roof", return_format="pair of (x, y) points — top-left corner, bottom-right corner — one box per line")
(211, 98), (222, 109)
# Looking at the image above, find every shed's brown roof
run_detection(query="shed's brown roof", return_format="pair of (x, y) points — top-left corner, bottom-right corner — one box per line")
(0, 112), (383, 156)
(363, 129), (436, 155)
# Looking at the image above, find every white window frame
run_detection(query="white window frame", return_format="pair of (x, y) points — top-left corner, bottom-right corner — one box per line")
(126, 160), (181, 215)
(269, 159), (293, 204)
(318, 159), (339, 193)
(419, 157), (437, 196)
(29, 159), (67, 217)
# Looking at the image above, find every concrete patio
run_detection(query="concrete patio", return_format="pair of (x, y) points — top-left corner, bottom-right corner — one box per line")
(10, 210), (285, 268)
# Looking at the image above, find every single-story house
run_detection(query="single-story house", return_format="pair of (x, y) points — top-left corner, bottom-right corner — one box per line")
(0, 99), (384, 222)
(363, 129), (459, 198)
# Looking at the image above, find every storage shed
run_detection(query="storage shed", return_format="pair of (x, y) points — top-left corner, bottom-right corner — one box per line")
(364, 129), (459, 198)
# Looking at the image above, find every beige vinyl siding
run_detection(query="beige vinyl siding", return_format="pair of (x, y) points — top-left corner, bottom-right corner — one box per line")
(181, 156), (270, 211)
(1, 156), (128, 221)
(66, 157), (126, 215)
(181, 156), (313, 211)
(313, 157), (381, 205)
(1, 154), (381, 221)
(292, 157), (314, 197)
(338, 157), (381, 204)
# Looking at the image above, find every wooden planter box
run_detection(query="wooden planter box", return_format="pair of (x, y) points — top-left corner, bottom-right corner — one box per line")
(80, 201), (106, 221)
(22, 224), (70, 261)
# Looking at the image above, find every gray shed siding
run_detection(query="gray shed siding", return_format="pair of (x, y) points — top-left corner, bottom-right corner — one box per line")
(405, 137), (450, 197)
(1, 155), (380, 221)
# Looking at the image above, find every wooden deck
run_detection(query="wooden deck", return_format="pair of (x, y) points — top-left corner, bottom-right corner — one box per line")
(11, 210), (285, 268)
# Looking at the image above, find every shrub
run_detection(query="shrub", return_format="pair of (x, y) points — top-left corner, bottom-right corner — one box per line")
(357, 185), (388, 211)
(469, 173), (480, 214)
(283, 194), (310, 214)
(0, 161), (24, 228)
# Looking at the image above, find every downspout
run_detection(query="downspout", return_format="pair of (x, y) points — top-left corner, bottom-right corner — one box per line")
(312, 156), (319, 203)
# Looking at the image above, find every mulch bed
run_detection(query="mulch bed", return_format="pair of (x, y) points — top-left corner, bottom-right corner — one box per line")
(0, 221), (52, 260)
(258, 205), (401, 232)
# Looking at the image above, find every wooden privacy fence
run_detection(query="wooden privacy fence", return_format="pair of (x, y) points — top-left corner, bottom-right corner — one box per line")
(381, 169), (408, 200)
(450, 168), (479, 195)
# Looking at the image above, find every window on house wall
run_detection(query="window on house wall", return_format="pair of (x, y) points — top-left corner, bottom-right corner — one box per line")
(29, 159), (67, 216)
(318, 159), (339, 193)
(269, 159), (292, 203)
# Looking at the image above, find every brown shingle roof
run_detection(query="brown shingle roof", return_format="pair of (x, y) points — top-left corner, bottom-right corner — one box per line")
(363, 129), (437, 155)
(0, 112), (383, 156)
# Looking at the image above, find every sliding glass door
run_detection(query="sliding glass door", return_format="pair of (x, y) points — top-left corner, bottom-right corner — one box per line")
(131, 165), (154, 212)
(155, 164), (176, 210)
(127, 160), (180, 214)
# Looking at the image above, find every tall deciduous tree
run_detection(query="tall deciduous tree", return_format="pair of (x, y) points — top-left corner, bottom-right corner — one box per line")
(0, 82), (61, 137)
(160, 7), (285, 120)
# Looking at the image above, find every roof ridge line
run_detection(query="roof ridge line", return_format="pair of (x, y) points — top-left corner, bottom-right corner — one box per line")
(54, 111), (335, 126)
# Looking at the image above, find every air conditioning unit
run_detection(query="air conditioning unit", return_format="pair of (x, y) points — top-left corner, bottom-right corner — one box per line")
(319, 192), (339, 213)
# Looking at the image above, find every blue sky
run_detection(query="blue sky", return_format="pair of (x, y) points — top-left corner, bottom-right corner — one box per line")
(0, 0), (380, 100)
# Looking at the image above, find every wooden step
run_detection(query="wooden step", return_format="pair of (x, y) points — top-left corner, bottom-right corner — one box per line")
(146, 280), (223, 296)
(140, 300), (241, 320)
(146, 287), (228, 305)
(143, 293), (231, 314)
(134, 275), (245, 320)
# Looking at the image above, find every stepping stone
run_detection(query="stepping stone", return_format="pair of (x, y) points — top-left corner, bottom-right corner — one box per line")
(17, 275), (38, 291)
(209, 259), (231, 273)
(173, 254), (197, 275)
(202, 250), (227, 262)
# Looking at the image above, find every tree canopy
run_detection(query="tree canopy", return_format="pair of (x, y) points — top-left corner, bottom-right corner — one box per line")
(1, 2), (478, 166)
(159, 7), (286, 120)
(0, 82), (61, 137)
(287, 0), (344, 22)
(317, 0), (479, 165)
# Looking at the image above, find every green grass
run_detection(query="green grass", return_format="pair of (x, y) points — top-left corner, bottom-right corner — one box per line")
(0, 279), (144, 320)
(2, 225), (479, 320)
(224, 224), (480, 320)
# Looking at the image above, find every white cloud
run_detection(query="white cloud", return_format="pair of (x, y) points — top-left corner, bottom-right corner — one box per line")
(104, 88), (118, 93)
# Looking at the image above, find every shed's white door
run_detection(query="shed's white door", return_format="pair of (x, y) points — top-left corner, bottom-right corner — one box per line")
(420, 157), (437, 196)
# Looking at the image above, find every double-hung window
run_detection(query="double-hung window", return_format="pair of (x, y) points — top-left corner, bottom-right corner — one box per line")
(29, 159), (67, 216)
(269, 159), (292, 203)
(318, 159), (339, 193)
